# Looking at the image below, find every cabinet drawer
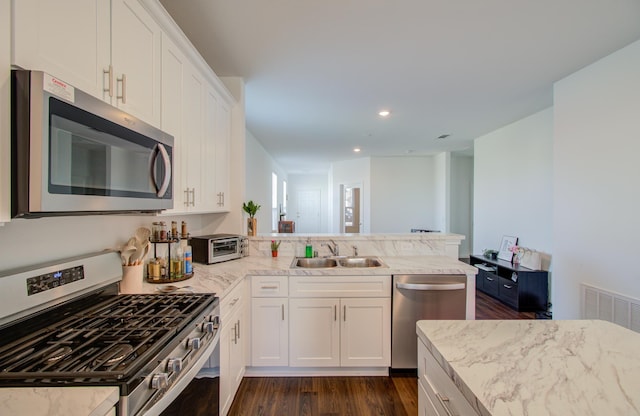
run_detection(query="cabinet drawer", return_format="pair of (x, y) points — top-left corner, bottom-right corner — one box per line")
(251, 276), (288, 297)
(418, 340), (479, 415)
(221, 280), (245, 319)
(481, 272), (499, 297)
(289, 275), (391, 298)
(498, 276), (518, 308)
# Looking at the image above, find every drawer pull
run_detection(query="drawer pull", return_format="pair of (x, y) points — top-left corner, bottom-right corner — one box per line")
(343, 305), (346, 322)
(261, 285), (279, 289)
(334, 305), (337, 321)
(281, 304), (285, 321)
(503, 284), (513, 289)
(486, 277), (494, 281)
(229, 297), (239, 306)
(436, 393), (456, 416)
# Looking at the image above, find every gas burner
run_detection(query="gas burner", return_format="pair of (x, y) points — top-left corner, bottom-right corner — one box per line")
(45, 346), (72, 363)
(92, 344), (134, 368)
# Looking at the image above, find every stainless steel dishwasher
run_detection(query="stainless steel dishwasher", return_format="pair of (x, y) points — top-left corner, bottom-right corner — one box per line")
(392, 274), (467, 369)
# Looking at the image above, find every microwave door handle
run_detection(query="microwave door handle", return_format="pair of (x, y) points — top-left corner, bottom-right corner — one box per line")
(151, 144), (172, 197)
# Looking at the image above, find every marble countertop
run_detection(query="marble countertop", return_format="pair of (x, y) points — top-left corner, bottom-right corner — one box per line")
(416, 320), (640, 416)
(0, 386), (118, 416)
(139, 255), (477, 298)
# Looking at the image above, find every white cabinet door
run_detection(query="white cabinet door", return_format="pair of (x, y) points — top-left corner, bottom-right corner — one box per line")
(110, 0), (161, 126)
(0, 0), (11, 224)
(289, 298), (340, 367)
(219, 313), (234, 416)
(251, 298), (288, 366)
(214, 99), (231, 211)
(340, 297), (391, 367)
(201, 86), (219, 211)
(12, 0), (110, 99)
(160, 33), (186, 213)
(182, 67), (204, 211)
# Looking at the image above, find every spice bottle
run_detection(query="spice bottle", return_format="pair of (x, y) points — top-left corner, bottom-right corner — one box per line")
(183, 244), (193, 275)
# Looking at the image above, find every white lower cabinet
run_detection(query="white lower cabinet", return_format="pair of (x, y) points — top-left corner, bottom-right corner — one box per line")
(219, 282), (246, 416)
(288, 275), (391, 368)
(418, 338), (478, 416)
(250, 276), (289, 366)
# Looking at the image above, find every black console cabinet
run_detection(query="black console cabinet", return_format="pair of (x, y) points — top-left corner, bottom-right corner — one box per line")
(470, 254), (549, 312)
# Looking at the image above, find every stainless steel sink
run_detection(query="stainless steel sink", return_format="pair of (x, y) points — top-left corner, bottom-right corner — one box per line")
(338, 257), (383, 268)
(292, 257), (338, 268)
(290, 256), (384, 268)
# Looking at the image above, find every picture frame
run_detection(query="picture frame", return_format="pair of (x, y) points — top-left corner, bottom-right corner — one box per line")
(497, 235), (518, 262)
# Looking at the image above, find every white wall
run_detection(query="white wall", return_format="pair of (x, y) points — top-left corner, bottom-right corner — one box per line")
(370, 156), (438, 233)
(433, 152), (450, 233)
(473, 108), (553, 258)
(451, 154), (474, 258)
(287, 173), (330, 233)
(245, 130), (287, 233)
(553, 39), (640, 319)
(330, 158), (371, 233)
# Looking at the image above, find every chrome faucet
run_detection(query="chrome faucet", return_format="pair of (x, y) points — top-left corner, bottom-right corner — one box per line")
(352, 245), (358, 256)
(322, 241), (339, 256)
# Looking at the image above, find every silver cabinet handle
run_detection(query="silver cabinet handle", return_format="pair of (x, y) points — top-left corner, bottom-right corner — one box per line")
(395, 282), (465, 291)
(184, 189), (190, 206)
(435, 393), (456, 416)
(503, 284), (513, 289)
(334, 305), (337, 321)
(281, 304), (285, 321)
(261, 285), (278, 289)
(190, 188), (196, 206)
(486, 277), (494, 281)
(236, 320), (240, 340)
(117, 73), (127, 104)
(343, 305), (346, 322)
(229, 297), (239, 306)
(103, 65), (113, 97)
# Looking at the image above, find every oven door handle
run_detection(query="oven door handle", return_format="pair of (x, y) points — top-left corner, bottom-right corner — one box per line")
(151, 143), (172, 198)
(138, 329), (220, 416)
(395, 282), (465, 291)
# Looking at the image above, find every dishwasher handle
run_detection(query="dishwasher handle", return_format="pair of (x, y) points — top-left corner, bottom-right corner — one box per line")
(395, 282), (465, 291)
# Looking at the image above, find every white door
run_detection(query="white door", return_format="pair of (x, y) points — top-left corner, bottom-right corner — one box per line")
(111, 0), (161, 126)
(296, 189), (321, 233)
(251, 298), (288, 366)
(340, 298), (391, 367)
(12, 0), (110, 99)
(289, 298), (339, 367)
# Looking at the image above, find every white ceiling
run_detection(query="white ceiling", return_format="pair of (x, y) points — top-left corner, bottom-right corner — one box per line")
(159, 0), (640, 174)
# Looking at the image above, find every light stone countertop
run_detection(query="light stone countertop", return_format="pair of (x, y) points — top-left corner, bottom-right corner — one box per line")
(0, 386), (119, 416)
(140, 255), (478, 298)
(416, 319), (640, 416)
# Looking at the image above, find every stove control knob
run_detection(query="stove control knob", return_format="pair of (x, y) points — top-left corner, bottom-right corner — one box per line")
(202, 321), (217, 333)
(167, 357), (183, 373)
(151, 373), (169, 390)
(187, 337), (201, 350)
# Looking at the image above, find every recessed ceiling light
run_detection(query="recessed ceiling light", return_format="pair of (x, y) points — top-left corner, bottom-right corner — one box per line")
(378, 110), (390, 117)
(353, 147), (361, 153)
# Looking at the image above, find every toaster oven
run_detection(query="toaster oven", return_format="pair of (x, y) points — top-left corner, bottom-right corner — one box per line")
(191, 234), (248, 264)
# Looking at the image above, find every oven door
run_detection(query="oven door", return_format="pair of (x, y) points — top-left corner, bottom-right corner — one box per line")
(12, 70), (174, 217)
(210, 238), (241, 263)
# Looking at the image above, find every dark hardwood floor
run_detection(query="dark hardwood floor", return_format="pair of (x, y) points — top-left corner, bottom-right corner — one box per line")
(162, 289), (535, 416)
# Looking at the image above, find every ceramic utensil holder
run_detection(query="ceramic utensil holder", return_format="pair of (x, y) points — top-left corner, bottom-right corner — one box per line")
(120, 264), (144, 293)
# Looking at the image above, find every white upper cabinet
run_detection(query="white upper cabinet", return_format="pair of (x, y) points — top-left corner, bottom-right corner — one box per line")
(13, 0), (161, 127)
(110, 0), (162, 126)
(214, 99), (231, 212)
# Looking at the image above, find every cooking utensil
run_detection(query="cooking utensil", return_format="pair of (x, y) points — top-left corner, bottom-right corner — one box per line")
(120, 244), (136, 266)
(135, 227), (151, 243)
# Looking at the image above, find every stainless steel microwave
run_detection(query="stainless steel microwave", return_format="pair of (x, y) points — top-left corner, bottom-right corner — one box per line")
(11, 69), (174, 217)
(191, 234), (249, 264)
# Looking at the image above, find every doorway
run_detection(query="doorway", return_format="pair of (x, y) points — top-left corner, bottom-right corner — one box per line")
(341, 184), (362, 233)
(296, 189), (321, 233)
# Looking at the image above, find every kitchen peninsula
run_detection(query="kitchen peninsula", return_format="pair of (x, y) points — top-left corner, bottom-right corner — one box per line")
(417, 320), (640, 416)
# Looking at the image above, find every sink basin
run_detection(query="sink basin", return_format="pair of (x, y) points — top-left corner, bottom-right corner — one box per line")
(292, 258), (338, 268)
(338, 257), (383, 268)
(290, 256), (384, 268)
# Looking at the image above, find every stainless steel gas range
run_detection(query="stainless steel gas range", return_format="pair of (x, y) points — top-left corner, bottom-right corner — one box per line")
(0, 251), (219, 416)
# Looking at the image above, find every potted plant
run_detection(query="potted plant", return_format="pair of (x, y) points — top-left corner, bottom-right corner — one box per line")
(271, 240), (281, 257)
(242, 200), (261, 236)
